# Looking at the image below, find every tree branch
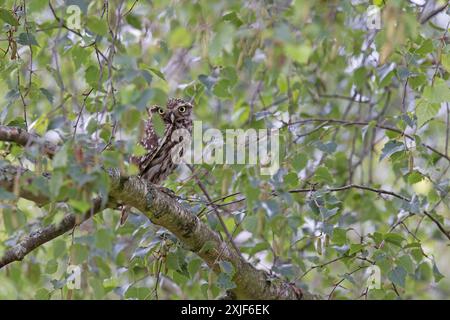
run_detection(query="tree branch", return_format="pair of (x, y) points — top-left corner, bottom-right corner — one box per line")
(0, 203), (101, 268)
(0, 125), (319, 298)
(0, 163), (317, 299)
(0, 125), (56, 157)
(212, 184), (450, 242)
(287, 119), (450, 163)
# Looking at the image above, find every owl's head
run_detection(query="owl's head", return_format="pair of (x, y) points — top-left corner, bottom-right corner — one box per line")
(149, 98), (193, 125)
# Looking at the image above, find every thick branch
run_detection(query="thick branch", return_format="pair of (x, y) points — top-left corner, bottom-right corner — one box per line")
(0, 125), (314, 299)
(0, 125), (56, 157)
(0, 165), (317, 299)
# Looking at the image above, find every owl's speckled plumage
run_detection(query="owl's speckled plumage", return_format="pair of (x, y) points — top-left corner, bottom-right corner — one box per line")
(121, 98), (193, 225)
(138, 98), (193, 184)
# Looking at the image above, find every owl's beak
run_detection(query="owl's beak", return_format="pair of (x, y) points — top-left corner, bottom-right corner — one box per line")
(170, 113), (175, 123)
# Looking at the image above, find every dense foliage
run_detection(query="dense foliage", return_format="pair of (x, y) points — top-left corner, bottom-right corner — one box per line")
(0, 0), (449, 299)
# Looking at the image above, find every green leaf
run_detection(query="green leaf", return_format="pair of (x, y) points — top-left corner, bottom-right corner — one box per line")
(103, 277), (118, 289)
(348, 243), (364, 255)
(379, 69), (395, 87)
(72, 244), (88, 263)
(416, 99), (440, 128)
(442, 54), (450, 72)
(313, 166), (334, 184)
(422, 78), (450, 104)
(53, 240), (66, 259)
(402, 195), (421, 214)
(69, 199), (90, 213)
(231, 107), (250, 125)
(292, 153), (308, 171)
(86, 17), (108, 36)
(49, 171), (64, 200)
(415, 262), (432, 281)
(40, 88), (54, 103)
(166, 252), (180, 271)
(320, 206), (339, 219)
(373, 0), (385, 6)
(285, 44), (312, 64)
(139, 69), (153, 84)
(409, 74), (427, 89)
(125, 287), (150, 299)
(370, 232), (384, 246)
(213, 79), (231, 98)
(29, 1), (48, 13)
(380, 140), (405, 160)
(315, 141), (337, 154)
(384, 232), (405, 247)
(17, 33), (39, 46)
(168, 27), (192, 48)
(284, 172), (298, 186)
(139, 64), (166, 81)
(407, 170), (424, 185)
(45, 260), (58, 274)
(147, 68), (165, 81)
(126, 14), (141, 29)
(416, 38), (433, 55)
(221, 67), (238, 84)
(0, 8), (19, 26)
(95, 229), (112, 251)
(188, 259), (202, 277)
(222, 11), (243, 27)
(85, 65), (101, 88)
(173, 270), (189, 285)
(71, 46), (89, 69)
(397, 255), (414, 274)
(151, 112), (165, 136)
(354, 67), (367, 85)
(332, 228), (347, 246)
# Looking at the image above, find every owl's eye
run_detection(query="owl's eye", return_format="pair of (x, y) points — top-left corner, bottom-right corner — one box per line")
(178, 106), (186, 113)
(158, 108), (165, 115)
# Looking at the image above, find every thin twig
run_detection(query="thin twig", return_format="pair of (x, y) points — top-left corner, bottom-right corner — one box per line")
(73, 88), (94, 139)
(187, 164), (243, 259)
